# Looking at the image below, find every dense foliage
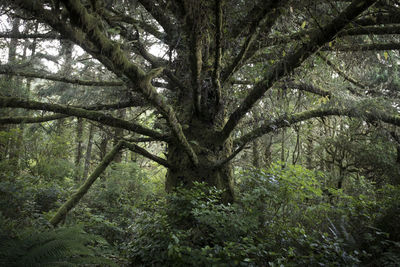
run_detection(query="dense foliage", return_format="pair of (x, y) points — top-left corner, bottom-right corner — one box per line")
(1, 157), (400, 265)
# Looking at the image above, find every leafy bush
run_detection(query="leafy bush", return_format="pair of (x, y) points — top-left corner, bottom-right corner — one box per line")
(123, 165), (400, 266)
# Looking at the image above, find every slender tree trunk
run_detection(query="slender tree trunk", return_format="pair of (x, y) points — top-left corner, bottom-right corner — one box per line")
(113, 109), (125, 163)
(252, 139), (261, 168)
(264, 135), (273, 168)
(82, 124), (95, 180)
(292, 126), (301, 165)
(56, 40), (74, 134)
(74, 117), (84, 180)
(395, 146), (400, 185)
(99, 132), (109, 161)
(280, 128), (286, 167)
(6, 18), (20, 167)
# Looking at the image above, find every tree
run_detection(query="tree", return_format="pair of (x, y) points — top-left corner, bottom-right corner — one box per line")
(2, 0), (400, 225)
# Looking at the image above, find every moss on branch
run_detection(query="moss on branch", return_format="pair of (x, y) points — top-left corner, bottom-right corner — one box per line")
(0, 96), (167, 141)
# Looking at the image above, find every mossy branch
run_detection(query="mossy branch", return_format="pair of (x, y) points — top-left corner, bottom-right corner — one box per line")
(0, 31), (61, 39)
(284, 82), (332, 97)
(220, 0), (378, 142)
(317, 52), (367, 91)
(322, 43), (400, 51)
(234, 107), (400, 149)
(50, 141), (124, 227)
(215, 105), (400, 167)
(0, 65), (124, 87)
(0, 96), (167, 141)
(0, 114), (68, 124)
(121, 141), (172, 169)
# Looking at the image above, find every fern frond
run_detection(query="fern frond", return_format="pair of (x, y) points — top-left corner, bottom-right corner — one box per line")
(0, 226), (117, 267)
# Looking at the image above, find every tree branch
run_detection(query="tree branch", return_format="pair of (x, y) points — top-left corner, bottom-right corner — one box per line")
(121, 140), (172, 169)
(234, 106), (400, 150)
(50, 141), (124, 227)
(221, 0), (288, 85)
(0, 114), (68, 124)
(323, 42), (400, 51)
(213, 143), (247, 169)
(0, 96), (167, 141)
(134, 41), (187, 91)
(0, 31), (62, 39)
(0, 65), (124, 86)
(137, 0), (177, 38)
(230, 0), (280, 38)
(317, 52), (366, 92)
(106, 11), (168, 43)
(0, 99), (147, 124)
(338, 25), (400, 36)
(284, 81), (332, 97)
(219, 0), (378, 141)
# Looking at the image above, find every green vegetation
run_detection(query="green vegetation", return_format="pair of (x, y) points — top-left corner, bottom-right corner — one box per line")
(1, 0), (400, 266)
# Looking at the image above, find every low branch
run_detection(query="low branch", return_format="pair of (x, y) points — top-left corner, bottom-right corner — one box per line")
(50, 141), (124, 227)
(220, 0), (377, 141)
(121, 141), (172, 169)
(0, 96), (167, 141)
(234, 106), (400, 149)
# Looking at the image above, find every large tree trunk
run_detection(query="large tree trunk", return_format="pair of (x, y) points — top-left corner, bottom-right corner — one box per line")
(165, 119), (235, 203)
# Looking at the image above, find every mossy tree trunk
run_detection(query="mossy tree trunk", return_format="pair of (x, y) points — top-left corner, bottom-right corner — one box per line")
(166, 119), (235, 203)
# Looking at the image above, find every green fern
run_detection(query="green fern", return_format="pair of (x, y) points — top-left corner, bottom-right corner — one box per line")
(0, 226), (118, 267)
